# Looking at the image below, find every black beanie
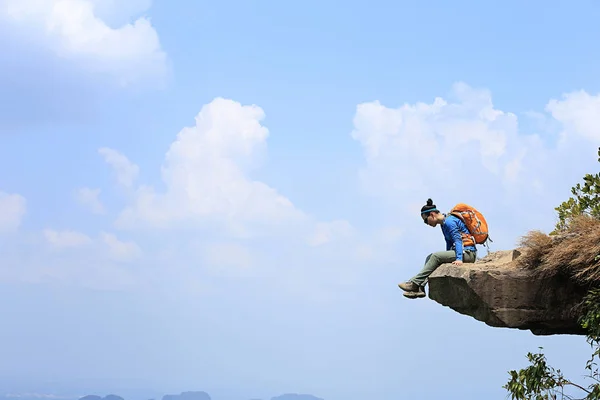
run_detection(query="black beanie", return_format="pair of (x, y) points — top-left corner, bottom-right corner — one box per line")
(420, 198), (438, 214)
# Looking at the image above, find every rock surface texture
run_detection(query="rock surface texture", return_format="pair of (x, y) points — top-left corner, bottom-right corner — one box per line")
(428, 249), (589, 335)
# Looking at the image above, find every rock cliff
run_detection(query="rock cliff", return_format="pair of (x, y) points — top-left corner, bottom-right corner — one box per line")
(428, 249), (589, 335)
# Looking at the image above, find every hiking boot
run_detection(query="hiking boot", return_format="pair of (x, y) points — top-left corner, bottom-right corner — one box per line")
(403, 286), (426, 299)
(398, 281), (420, 292)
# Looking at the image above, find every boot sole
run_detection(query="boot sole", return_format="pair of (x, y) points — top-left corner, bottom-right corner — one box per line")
(403, 291), (426, 299)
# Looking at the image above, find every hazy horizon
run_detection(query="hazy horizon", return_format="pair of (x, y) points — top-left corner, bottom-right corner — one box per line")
(1, 0), (599, 399)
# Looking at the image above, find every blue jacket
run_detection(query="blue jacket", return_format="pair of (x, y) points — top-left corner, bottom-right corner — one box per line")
(441, 214), (477, 260)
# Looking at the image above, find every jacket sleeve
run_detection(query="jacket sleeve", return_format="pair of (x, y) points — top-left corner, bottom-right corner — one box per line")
(447, 219), (464, 260)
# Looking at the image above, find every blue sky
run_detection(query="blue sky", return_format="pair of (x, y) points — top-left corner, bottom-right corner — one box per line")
(1, 0), (600, 399)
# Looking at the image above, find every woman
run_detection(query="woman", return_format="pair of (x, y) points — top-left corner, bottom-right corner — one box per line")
(398, 198), (477, 299)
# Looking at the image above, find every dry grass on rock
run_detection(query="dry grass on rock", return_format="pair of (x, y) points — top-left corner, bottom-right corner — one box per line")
(516, 215), (600, 285)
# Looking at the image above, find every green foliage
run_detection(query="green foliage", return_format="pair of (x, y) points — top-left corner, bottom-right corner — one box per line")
(504, 288), (600, 400)
(553, 147), (600, 234)
(504, 349), (567, 399)
(504, 147), (600, 400)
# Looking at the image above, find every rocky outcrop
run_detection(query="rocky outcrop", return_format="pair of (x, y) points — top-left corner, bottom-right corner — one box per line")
(428, 249), (589, 335)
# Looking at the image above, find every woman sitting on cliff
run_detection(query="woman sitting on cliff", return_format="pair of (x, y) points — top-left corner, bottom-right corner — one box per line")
(398, 198), (478, 299)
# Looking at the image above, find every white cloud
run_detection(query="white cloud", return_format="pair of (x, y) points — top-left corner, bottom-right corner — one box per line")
(308, 220), (356, 246)
(199, 241), (255, 277)
(89, 0), (152, 24)
(6, 83), (600, 298)
(43, 229), (92, 249)
(0, 191), (26, 233)
(0, 0), (167, 85)
(74, 187), (105, 214)
(376, 226), (404, 244)
(99, 147), (139, 188)
(350, 82), (526, 201)
(546, 90), (600, 143)
(0, 226), (144, 291)
(41, 227), (140, 257)
(100, 231), (141, 262)
(350, 82), (600, 248)
(42, 228), (139, 263)
(111, 97), (307, 235)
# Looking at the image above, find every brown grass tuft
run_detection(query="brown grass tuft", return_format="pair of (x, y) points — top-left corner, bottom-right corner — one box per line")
(516, 215), (600, 285)
(517, 230), (553, 269)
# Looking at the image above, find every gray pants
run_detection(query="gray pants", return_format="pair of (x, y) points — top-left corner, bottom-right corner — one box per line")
(410, 250), (477, 286)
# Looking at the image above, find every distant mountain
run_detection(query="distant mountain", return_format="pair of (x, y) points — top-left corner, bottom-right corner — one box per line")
(79, 395), (123, 400)
(271, 395), (324, 400)
(161, 392), (210, 400)
(9, 389), (325, 400)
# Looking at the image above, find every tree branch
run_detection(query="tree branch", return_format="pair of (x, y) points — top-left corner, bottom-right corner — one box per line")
(563, 380), (592, 394)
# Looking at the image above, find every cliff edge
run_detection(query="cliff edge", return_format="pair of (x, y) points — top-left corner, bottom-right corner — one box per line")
(428, 215), (600, 336)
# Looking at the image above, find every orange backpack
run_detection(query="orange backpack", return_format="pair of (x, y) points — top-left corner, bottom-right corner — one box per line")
(449, 203), (491, 248)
